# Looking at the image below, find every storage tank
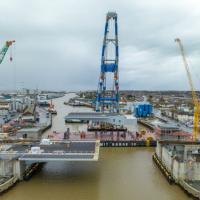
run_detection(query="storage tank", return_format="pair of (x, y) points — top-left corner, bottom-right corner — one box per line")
(134, 103), (153, 118)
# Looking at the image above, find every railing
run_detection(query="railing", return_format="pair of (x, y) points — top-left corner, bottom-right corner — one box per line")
(0, 150), (96, 160)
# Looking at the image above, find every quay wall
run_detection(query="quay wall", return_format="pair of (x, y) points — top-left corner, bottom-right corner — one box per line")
(180, 180), (200, 199)
(0, 176), (18, 193)
(155, 142), (186, 182)
(155, 142), (200, 199)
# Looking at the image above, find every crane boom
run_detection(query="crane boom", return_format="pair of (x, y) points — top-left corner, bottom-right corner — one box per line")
(0, 40), (15, 64)
(175, 38), (199, 141)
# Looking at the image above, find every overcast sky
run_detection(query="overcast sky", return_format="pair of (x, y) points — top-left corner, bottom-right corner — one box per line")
(0, 0), (200, 91)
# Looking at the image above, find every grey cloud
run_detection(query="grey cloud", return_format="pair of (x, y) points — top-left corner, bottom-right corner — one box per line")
(0, 0), (200, 91)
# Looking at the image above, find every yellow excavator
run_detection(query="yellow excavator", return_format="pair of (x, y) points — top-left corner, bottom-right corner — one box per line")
(175, 38), (199, 141)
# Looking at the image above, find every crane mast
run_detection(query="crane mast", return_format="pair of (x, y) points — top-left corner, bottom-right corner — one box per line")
(175, 38), (199, 141)
(96, 12), (119, 113)
(0, 40), (15, 64)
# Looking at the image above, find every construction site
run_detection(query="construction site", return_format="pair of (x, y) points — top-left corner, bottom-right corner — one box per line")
(0, 7), (200, 200)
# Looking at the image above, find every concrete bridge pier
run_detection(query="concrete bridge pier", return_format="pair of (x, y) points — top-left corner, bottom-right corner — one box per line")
(13, 160), (26, 180)
(0, 160), (13, 177)
(0, 160), (26, 180)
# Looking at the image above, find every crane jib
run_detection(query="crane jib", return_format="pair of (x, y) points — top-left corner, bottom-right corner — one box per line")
(0, 41), (15, 64)
(175, 38), (199, 141)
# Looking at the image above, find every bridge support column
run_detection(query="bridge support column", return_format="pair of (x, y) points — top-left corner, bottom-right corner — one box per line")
(0, 160), (13, 176)
(13, 160), (26, 180)
(156, 141), (162, 159)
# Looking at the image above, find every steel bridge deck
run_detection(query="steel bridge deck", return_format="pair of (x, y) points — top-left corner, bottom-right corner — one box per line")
(0, 140), (100, 162)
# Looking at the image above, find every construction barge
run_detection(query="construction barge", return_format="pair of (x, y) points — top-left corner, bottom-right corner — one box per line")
(47, 130), (157, 148)
(101, 140), (156, 147)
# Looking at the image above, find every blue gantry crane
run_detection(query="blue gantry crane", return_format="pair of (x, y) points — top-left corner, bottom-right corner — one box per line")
(0, 40), (15, 64)
(96, 12), (120, 113)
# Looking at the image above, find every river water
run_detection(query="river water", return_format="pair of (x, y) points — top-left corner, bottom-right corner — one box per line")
(1, 94), (192, 200)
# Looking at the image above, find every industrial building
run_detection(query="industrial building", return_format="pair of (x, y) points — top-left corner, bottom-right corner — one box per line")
(37, 95), (49, 106)
(16, 127), (42, 139)
(65, 112), (137, 132)
(21, 104), (36, 122)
